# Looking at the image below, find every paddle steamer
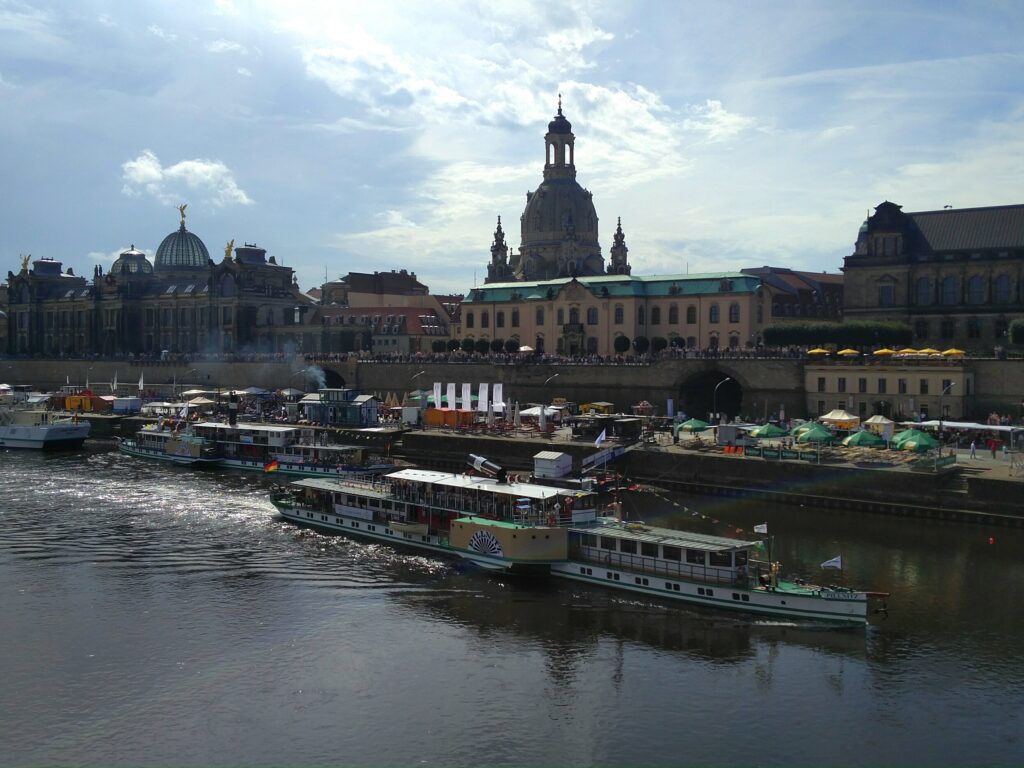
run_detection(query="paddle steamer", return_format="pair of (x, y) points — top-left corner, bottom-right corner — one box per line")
(270, 459), (887, 625)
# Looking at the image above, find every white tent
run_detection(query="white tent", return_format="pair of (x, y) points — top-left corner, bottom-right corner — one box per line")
(181, 388), (212, 397)
(244, 386), (270, 395)
(519, 406), (560, 418)
(820, 409), (860, 428)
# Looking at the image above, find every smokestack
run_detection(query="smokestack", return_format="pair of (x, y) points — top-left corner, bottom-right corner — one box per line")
(467, 454), (507, 483)
(229, 392), (238, 427)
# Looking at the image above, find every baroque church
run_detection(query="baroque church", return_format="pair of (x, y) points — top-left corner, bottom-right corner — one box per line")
(485, 98), (631, 283)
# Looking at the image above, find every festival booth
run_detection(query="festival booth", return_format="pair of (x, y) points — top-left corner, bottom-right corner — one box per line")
(820, 409), (860, 429)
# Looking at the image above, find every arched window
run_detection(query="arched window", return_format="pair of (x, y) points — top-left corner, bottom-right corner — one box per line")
(614, 305), (624, 324)
(686, 336), (696, 348)
(569, 307), (580, 324)
(914, 319), (928, 339)
(941, 276), (958, 306)
(967, 275), (985, 305)
(728, 303), (740, 323)
(967, 318), (981, 338)
(586, 307), (598, 325)
(709, 304), (720, 323)
(496, 311), (505, 328)
(556, 308), (564, 325)
(465, 312), (474, 329)
(637, 306), (645, 325)
(650, 307), (661, 324)
(535, 307), (544, 325)
(709, 334), (719, 350)
(728, 333), (740, 349)
(668, 304), (679, 324)
(481, 311), (489, 328)
(511, 309), (520, 327)
(994, 274), (1011, 303)
(686, 306), (696, 324)
(915, 277), (932, 306)
(586, 337), (598, 353)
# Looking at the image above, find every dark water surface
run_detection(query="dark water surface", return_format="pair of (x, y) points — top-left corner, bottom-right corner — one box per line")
(2, 446), (1023, 766)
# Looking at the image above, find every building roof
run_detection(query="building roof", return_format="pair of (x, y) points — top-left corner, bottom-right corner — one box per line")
(908, 204), (1024, 252)
(156, 222), (210, 270)
(462, 272), (759, 303)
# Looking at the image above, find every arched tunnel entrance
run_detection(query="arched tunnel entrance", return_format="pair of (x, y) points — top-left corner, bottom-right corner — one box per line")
(678, 371), (744, 422)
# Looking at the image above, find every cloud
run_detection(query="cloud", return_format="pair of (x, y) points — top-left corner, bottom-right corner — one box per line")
(147, 24), (176, 40)
(121, 150), (254, 208)
(236, 66), (252, 77)
(206, 39), (247, 55)
(681, 99), (757, 143)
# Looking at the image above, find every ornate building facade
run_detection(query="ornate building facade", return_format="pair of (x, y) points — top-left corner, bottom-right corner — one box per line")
(842, 201), (1024, 349)
(4, 208), (315, 357)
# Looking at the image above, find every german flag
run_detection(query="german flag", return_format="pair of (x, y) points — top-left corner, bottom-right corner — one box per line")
(263, 459), (280, 473)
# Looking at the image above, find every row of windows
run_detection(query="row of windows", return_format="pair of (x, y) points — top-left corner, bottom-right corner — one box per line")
(880, 274), (1016, 307)
(582, 532), (737, 565)
(817, 376), (956, 396)
(464, 303), (743, 329)
(914, 317), (1010, 340)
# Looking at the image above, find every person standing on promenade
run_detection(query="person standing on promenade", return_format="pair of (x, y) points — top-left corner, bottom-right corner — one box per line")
(970, 440), (977, 459)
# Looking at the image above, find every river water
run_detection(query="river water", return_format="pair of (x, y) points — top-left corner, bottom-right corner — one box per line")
(1, 445), (1023, 766)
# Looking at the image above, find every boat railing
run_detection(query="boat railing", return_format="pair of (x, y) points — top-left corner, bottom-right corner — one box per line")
(571, 545), (744, 586)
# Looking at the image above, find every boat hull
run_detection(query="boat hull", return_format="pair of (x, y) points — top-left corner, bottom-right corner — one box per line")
(0, 424), (90, 450)
(117, 440), (222, 467)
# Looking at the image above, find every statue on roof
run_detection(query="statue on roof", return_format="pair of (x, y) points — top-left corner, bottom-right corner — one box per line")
(178, 203), (188, 226)
(224, 239), (234, 262)
(20, 254), (30, 272)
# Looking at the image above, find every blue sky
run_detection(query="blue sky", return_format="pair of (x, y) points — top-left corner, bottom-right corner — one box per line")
(1, 0), (1021, 295)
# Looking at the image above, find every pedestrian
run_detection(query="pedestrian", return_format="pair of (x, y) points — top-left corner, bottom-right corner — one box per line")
(990, 439), (998, 459)
(970, 440), (977, 459)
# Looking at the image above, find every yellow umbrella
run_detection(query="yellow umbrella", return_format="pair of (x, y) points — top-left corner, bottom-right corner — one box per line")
(837, 348), (861, 356)
(807, 348), (831, 355)
(917, 348), (941, 355)
(896, 348), (919, 356)
(873, 348), (895, 356)
(941, 348), (965, 357)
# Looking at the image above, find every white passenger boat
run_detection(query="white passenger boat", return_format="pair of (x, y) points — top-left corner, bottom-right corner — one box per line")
(190, 421), (395, 477)
(0, 409), (90, 450)
(269, 465), (888, 625)
(117, 424), (221, 466)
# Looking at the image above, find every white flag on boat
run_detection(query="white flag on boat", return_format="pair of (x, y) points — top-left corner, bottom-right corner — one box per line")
(433, 382), (442, 409)
(461, 383), (472, 411)
(754, 523), (768, 534)
(138, 372), (144, 392)
(111, 371), (118, 394)
(492, 383), (503, 407)
(594, 429), (606, 448)
(821, 555), (843, 570)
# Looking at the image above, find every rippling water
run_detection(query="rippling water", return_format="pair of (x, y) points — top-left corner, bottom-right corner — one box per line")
(2, 445), (1023, 766)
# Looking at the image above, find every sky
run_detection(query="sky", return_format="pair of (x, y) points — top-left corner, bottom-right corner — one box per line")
(1, 1), (1022, 296)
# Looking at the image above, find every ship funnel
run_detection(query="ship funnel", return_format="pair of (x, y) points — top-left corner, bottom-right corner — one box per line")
(228, 392), (238, 426)
(467, 454), (507, 483)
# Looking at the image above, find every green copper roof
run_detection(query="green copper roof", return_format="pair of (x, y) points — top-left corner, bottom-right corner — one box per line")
(463, 273), (759, 303)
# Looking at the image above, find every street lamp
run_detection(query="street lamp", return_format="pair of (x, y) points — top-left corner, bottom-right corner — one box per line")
(713, 376), (732, 424)
(939, 381), (955, 454)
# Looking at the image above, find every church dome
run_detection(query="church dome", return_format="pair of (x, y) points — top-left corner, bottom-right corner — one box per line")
(548, 108), (572, 135)
(111, 245), (153, 276)
(156, 221), (210, 270)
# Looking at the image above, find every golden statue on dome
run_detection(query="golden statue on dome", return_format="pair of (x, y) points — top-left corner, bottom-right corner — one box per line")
(177, 203), (187, 226)
(20, 254), (30, 271)
(224, 239), (234, 261)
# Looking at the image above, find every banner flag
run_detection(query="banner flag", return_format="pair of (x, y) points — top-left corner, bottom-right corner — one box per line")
(433, 382), (442, 409)
(446, 383), (457, 410)
(492, 383), (503, 407)
(754, 523), (768, 534)
(821, 555), (843, 570)
(112, 371), (118, 394)
(478, 383), (489, 412)
(594, 429), (606, 448)
(139, 373), (144, 392)
(461, 383), (472, 411)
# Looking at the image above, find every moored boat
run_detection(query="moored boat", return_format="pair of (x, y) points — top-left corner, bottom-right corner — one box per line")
(117, 423), (221, 466)
(269, 462), (888, 625)
(0, 408), (90, 450)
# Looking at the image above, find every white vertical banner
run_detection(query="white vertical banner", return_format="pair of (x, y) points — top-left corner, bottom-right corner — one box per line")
(478, 383), (489, 412)
(666, 398), (675, 418)
(492, 383), (503, 408)
(446, 383), (457, 410)
(433, 382), (442, 409)
(461, 383), (472, 411)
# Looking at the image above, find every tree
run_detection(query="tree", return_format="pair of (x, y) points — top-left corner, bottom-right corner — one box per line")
(650, 336), (668, 353)
(447, 338), (461, 352)
(460, 338), (475, 354)
(1010, 318), (1024, 345)
(632, 335), (650, 354)
(761, 321), (912, 347)
(490, 338), (505, 353)
(431, 340), (447, 353)
(475, 338), (491, 355)
(669, 335), (684, 348)
(613, 335), (631, 354)
(504, 338), (520, 354)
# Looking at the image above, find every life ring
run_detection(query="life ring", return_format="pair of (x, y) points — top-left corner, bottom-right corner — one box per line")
(546, 514), (557, 527)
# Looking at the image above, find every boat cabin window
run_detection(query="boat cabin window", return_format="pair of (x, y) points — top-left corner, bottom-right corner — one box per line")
(641, 542), (658, 557)
(686, 549), (705, 565)
(369, 499), (380, 508)
(709, 551), (732, 567)
(734, 551), (748, 566)
(619, 539), (637, 554)
(662, 545), (681, 561)
(581, 533), (597, 547)
(600, 536), (617, 551)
